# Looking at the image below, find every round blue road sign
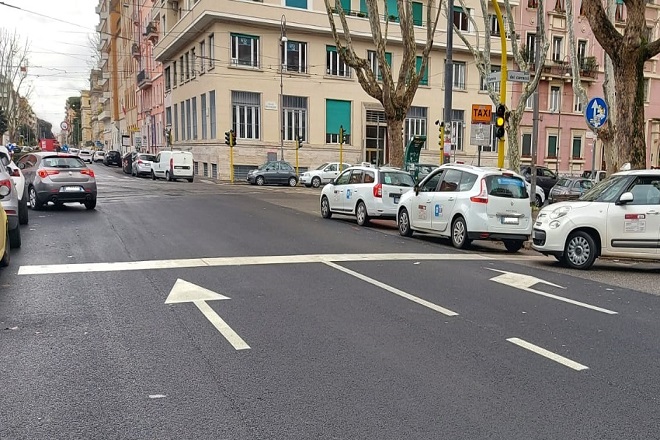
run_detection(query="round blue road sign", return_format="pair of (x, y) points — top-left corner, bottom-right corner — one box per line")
(585, 97), (609, 130)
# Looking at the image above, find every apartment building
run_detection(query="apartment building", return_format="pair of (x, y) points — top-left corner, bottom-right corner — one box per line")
(511, 0), (660, 172)
(152, 0), (509, 180)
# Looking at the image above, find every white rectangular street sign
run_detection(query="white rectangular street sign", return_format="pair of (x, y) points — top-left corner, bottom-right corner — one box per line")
(470, 123), (492, 146)
(507, 70), (531, 82)
(486, 72), (500, 84)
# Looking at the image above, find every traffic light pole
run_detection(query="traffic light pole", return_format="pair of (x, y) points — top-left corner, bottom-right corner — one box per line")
(491, 0), (508, 168)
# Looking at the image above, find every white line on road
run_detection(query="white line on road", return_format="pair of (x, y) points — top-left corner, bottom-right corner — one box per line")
(324, 261), (459, 316)
(18, 253), (497, 275)
(506, 337), (589, 371)
(194, 300), (251, 350)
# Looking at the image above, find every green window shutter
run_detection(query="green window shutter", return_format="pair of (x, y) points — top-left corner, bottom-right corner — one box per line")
(547, 136), (557, 157)
(340, 0), (351, 13)
(412, 2), (423, 26)
(360, 0), (368, 14)
(326, 99), (351, 134)
(285, 0), (308, 8)
(416, 56), (428, 85)
(376, 53), (392, 81)
(616, 0), (623, 4)
(386, 0), (399, 21)
(572, 137), (581, 158)
(326, 45), (337, 53)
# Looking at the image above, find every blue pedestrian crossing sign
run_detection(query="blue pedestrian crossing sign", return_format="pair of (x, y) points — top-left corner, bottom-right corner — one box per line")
(585, 97), (609, 130)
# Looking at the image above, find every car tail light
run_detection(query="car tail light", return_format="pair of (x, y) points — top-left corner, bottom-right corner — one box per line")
(373, 183), (382, 198)
(37, 169), (60, 178)
(9, 168), (20, 177)
(137, 160), (143, 164)
(81, 168), (95, 178)
(470, 178), (488, 204)
(0, 178), (11, 194)
(170, 158), (173, 171)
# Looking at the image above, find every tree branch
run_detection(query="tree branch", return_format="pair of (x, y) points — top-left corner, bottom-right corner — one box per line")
(646, 37), (660, 59)
(582, 0), (623, 61)
(504, 0), (527, 70)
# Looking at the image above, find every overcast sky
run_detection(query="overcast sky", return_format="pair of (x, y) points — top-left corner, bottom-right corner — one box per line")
(1, 0), (98, 135)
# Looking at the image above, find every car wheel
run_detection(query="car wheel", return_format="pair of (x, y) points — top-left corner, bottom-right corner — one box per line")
(311, 177), (321, 188)
(18, 194), (29, 225)
(0, 230), (9, 267)
(288, 177), (298, 187)
(151, 171), (156, 180)
(398, 208), (413, 237)
(166, 171), (172, 182)
(85, 198), (97, 210)
(503, 239), (524, 253)
(8, 225), (21, 249)
(356, 201), (370, 226)
(320, 196), (332, 219)
(256, 176), (265, 186)
(564, 231), (598, 270)
(535, 194), (543, 208)
(28, 186), (43, 211)
(451, 216), (469, 249)
(187, 178), (194, 183)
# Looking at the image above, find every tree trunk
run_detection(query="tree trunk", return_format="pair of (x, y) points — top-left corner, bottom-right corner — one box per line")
(506, 111), (523, 171)
(386, 117), (405, 167)
(613, 51), (647, 169)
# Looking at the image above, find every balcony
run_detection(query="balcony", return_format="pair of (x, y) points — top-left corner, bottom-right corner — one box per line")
(137, 70), (152, 90)
(132, 43), (141, 60)
(145, 22), (158, 44)
(99, 110), (111, 121)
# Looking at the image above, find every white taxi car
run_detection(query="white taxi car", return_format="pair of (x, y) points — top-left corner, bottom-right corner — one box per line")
(320, 165), (415, 225)
(300, 162), (352, 188)
(532, 170), (660, 269)
(397, 164), (532, 252)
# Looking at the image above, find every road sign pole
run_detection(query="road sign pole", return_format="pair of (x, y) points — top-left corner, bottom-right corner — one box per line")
(591, 131), (597, 173)
(492, 0), (507, 168)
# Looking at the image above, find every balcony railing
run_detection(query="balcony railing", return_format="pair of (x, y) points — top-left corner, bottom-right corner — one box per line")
(132, 43), (141, 60)
(145, 22), (158, 44)
(137, 70), (152, 90)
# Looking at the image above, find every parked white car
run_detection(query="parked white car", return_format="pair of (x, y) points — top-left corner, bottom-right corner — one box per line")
(301, 162), (351, 188)
(397, 164), (532, 252)
(320, 165), (415, 225)
(151, 150), (194, 182)
(92, 151), (105, 162)
(532, 169), (660, 269)
(0, 145), (28, 225)
(79, 150), (93, 163)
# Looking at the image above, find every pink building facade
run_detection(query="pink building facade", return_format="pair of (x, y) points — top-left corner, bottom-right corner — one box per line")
(135, 0), (165, 154)
(510, 0), (660, 172)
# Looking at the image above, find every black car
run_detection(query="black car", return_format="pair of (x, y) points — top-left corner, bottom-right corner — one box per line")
(246, 161), (298, 186)
(103, 150), (122, 167)
(122, 152), (136, 174)
(519, 165), (558, 198)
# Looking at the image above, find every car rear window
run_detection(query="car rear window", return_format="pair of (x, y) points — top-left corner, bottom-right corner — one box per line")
(42, 156), (86, 168)
(485, 175), (529, 199)
(380, 171), (415, 187)
(139, 154), (155, 161)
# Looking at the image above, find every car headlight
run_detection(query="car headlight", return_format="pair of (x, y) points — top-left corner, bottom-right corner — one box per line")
(550, 206), (572, 220)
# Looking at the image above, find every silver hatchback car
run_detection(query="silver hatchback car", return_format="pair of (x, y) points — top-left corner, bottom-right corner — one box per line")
(17, 152), (98, 210)
(0, 159), (21, 248)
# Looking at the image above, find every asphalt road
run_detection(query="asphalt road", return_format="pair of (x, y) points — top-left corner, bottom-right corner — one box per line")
(1, 164), (659, 439)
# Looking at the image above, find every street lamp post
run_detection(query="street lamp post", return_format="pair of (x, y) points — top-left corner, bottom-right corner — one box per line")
(279, 15), (287, 161)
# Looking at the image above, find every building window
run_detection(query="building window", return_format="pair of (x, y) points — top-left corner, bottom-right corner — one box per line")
(572, 135), (582, 159)
(368, 50), (392, 81)
(194, 161), (199, 175)
(412, 2), (423, 26)
(549, 86), (560, 111)
(489, 14), (507, 36)
(325, 99), (351, 144)
(173, 104), (178, 141)
(326, 46), (351, 77)
(450, 109), (464, 151)
(547, 134), (558, 157)
(577, 40), (587, 67)
(201, 93), (207, 139)
(643, 78), (650, 102)
(526, 95), (533, 109)
(453, 61), (466, 89)
(453, 6), (471, 32)
(180, 101), (185, 140)
(554, 0), (565, 12)
(385, 0), (398, 21)
(199, 40), (206, 73)
(573, 94), (583, 113)
(483, 126), (497, 153)
(282, 95), (307, 142)
(405, 106), (427, 148)
(416, 56), (429, 86)
(192, 97), (198, 140)
(526, 33), (536, 63)
(191, 48), (196, 77)
(480, 65), (501, 93)
(165, 66), (171, 91)
(528, 0), (538, 8)
(615, 0), (625, 22)
(552, 36), (563, 62)
(522, 133), (532, 156)
(231, 34), (259, 67)
(209, 90), (216, 139)
(208, 34), (215, 69)
(283, 41), (307, 73)
(285, 0), (308, 9)
(186, 99), (191, 140)
(203, 162), (208, 177)
(173, 61), (177, 85)
(212, 163), (218, 179)
(232, 91), (260, 139)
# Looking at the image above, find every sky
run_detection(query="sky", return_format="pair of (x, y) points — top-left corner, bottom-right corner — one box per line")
(1, 0), (98, 135)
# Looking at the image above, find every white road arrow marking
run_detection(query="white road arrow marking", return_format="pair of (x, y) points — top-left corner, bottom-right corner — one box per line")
(487, 269), (617, 315)
(165, 279), (250, 350)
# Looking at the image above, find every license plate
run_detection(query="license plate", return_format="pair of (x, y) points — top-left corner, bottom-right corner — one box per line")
(61, 186), (83, 192)
(501, 216), (519, 225)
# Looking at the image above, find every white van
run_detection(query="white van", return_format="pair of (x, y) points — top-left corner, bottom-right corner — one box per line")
(151, 151), (194, 182)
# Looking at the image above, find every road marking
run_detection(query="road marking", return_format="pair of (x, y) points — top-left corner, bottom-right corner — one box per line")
(488, 268), (618, 315)
(506, 337), (589, 371)
(19, 253), (497, 275)
(166, 279), (250, 350)
(324, 261), (458, 316)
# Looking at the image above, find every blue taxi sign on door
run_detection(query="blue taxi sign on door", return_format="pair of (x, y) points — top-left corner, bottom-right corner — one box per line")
(585, 97), (609, 130)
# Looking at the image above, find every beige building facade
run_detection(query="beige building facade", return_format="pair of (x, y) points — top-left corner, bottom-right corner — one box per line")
(80, 90), (93, 146)
(153, 0), (510, 180)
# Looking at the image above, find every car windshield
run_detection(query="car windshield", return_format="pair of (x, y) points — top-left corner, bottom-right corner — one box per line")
(257, 162), (272, 170)
(485, 175), (529, 199)
(556, 178), (570, 187)
(315, 163), (329, 170)
(139, 154), (155, 161)
(380, 171), (415, 187)
(579, 175), (630, 202)
(42, 156), (86, 168)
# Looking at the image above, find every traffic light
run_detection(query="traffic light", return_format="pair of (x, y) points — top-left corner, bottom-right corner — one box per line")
(296, 134), (303, 150)
(339, 126), (345, 145)
(224, 131), (231, 146)
(438, 122), (444, 147)
(495, 104), (506, 139)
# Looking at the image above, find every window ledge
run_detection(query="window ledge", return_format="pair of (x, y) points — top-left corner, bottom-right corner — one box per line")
(570, 158), (585, 163)
(280, 70), (311, 77)
(229, 65), (263, 72)
(323, 75), (353, 81)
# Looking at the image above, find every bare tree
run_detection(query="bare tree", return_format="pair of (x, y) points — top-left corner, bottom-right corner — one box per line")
(0, 29), (30, 142)
(451, 0), (549, 171)
(582, 0), (660, 170)
(324, 0), (443, 167)
(88, 32), (102, 70)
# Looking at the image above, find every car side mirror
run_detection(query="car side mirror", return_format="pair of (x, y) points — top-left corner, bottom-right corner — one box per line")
(617, 192), (634, 205)
(414, 184), (419, 196)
